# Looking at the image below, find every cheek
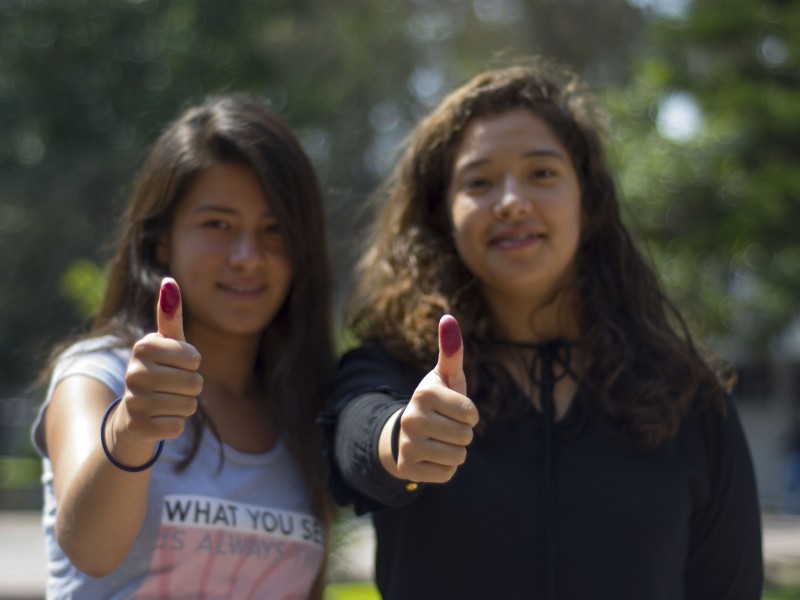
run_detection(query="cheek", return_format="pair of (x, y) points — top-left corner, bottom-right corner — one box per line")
(449, 211), (474, 261)
(448, 196), (480, 239)
(265, 248), (293, 285)
(563, 211), (583, 263)
(170, 238), (223, 273)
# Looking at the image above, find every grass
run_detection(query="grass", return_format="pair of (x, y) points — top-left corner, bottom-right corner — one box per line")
(324, 582), (380, 600)
(764, 590), (800, 600)
(324, 583), (800, 600)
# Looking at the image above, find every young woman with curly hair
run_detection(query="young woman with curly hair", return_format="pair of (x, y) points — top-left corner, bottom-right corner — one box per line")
(322, 60), (762, 599)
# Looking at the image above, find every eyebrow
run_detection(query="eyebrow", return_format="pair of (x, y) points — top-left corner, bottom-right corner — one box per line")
(193, 204), (275, 217)
(454, 149), (567, 174)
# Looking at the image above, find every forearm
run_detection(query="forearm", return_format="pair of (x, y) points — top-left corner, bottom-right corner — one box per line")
(55, 443), (154, 577)
(332, 393), (418, 509)
(47, 378), (159, 577)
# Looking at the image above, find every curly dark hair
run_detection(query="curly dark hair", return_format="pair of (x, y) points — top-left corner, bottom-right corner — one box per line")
(348, 58), (732, 448)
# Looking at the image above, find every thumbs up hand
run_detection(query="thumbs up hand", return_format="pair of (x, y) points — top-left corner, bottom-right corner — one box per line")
(391, 315), (479, 484)
(109, 278), (202, 453)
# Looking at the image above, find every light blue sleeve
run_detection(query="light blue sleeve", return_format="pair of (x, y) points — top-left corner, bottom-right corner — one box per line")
(31, 336), (131, 457)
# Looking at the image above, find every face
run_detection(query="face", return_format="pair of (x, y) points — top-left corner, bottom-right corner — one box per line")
(446, 108), (582, 313)
(158, 162), (293, 342)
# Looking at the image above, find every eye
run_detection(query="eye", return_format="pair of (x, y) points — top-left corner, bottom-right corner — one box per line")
(531, 168), (557, 182)
(263, 221), (282, 235)
(464, 177), (492, 192)
(202, 219), (230, 230)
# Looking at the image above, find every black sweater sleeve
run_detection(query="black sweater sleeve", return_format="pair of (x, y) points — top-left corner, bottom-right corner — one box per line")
(319, 343), (424, 514)
(685, 397), (764, 599)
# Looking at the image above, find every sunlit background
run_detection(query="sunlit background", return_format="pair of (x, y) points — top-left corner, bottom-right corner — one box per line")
(1, 0), (799, 597)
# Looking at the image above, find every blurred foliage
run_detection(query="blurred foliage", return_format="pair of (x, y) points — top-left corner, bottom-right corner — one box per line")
(1, 0), (795, 400)
(608, 0), (800, 360)
(0, 456), (40, 489)
(0, 0), (644, 401)
(60, 259), (106, 319)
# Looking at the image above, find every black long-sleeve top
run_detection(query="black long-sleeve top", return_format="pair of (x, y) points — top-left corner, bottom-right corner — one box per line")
(321, 341), (763, 600)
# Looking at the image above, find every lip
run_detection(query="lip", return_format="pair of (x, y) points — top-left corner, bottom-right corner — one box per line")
(217, 282), (267, 296)
(489, 228), (545, 250)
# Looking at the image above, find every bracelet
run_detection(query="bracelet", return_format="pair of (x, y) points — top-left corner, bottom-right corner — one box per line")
(100, 397), (164, 473)
(390, 405), (407, 465)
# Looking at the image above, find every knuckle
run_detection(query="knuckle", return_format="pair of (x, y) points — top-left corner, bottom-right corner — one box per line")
(133, 334), (159, 355)
(166, 418), (187, 439)
(428, 466), (456, 484)
(464, 401), (479, 426)
(188, 373), (204, 396)
(462, 426), (474, 446)
(155, 415), (187, 440)
(184, 397), (199, 417)
(412, 385), (440, 409)
(125, 366), (148, 391)
(400, 411), (425, 436)
(187, 347), (202, 370)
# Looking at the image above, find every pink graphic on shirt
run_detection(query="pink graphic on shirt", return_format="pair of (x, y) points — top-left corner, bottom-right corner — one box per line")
(132, 495), (324, 599)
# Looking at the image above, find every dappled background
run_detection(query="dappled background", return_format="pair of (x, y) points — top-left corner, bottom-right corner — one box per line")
(1, 0), (799, 518)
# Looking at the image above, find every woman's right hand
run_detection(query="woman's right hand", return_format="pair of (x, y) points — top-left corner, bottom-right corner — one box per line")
(108, 278), (202, 458)
(44, 277), (201, 575)
(381, 315), (479, 484)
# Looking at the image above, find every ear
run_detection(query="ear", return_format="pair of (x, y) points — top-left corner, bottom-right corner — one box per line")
(155, 234), (170, 266)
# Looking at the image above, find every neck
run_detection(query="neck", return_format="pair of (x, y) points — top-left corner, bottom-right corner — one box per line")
(186, 325), (262, 396)
(486, 290), (580, 344)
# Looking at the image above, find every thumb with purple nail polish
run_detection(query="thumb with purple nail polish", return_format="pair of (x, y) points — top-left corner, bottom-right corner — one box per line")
(157, 277), (186, 343)
(436, 314), (466, 396)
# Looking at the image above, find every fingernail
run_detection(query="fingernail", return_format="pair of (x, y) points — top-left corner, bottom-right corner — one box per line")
(440, 316), (462, 357)
(160, 280), (180, 318)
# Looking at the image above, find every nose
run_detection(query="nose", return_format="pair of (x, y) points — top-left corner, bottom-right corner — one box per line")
(229, 231), (263, 270)
(492, 177), (533, 221)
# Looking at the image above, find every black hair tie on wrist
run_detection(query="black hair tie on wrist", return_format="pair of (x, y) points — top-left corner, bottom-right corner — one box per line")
(100, 397), (164, 473)
(390, 405), (407, 465)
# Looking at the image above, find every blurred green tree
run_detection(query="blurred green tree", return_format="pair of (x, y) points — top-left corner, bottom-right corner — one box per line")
(608, 0), (800, 359)
(0, 0), (644, 404)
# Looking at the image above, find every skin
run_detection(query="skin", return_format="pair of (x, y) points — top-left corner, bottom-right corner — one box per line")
(378, 315), (478, 484)
(378, 109), (585, 482)
(45, 163), (291, 575)
(447, 108), (582, 343)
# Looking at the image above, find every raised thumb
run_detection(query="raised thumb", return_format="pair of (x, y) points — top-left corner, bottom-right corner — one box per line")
(157, 277), (185, 342)
(436, 314), (466, 395)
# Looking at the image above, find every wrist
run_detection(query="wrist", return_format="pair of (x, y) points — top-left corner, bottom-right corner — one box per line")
(101, 398), (164, 473)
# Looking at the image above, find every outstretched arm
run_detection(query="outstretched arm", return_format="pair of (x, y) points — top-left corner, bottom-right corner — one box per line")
(329, 316), (478, 510)
(377, 315), (476, 483)
(45, 278), (201, 576)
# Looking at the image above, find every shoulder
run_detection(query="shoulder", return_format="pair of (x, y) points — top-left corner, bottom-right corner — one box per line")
(673, 394), (753, 477)
(32, 336), (131, 457)
(52, 335), (131, 384)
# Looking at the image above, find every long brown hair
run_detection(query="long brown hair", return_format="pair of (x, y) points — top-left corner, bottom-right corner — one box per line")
(48, 95), (334, 593)
(349, 58), (731, 448)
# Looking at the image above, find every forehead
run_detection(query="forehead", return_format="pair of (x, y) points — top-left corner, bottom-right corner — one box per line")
(452, 109), (567, 163)
(178, 163), (272, 211)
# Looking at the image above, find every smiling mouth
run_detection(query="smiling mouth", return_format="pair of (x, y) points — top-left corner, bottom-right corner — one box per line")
(491, 232), (543, 247)
(219, 283), (266, 294)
